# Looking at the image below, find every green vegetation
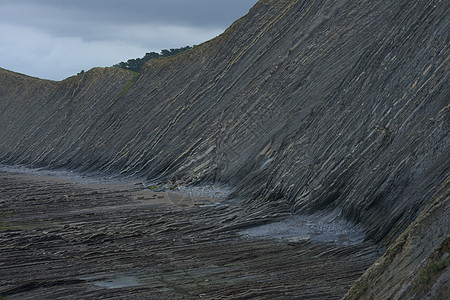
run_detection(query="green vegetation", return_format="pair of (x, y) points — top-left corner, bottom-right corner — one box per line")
(0, 221), (28, 232)
(113, 46), (192, 72)
(0, 217), (49, 232)
(414, 237), (450, 294)
(120, 71), (138, 97)
(420, 256), (449, 285)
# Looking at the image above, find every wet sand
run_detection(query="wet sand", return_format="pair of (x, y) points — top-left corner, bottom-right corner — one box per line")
(0, 170), (379, 299)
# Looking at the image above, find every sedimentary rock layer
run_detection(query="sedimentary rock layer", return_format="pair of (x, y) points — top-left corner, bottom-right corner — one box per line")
(344, 177), (449, 299)
(0, 1), (449, 296)
(0, 171), (378, 299)
(1, 0), (448, 244)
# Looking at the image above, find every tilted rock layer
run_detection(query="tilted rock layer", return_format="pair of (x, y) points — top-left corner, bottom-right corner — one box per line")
(0, 0), (449, 297)
(344, 177), (449, 299)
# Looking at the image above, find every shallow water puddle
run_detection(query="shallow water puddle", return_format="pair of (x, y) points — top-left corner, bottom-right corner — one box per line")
(91, 275), (140, 289)
(82, 264), (251, 291)
(240, 212), (365, 246)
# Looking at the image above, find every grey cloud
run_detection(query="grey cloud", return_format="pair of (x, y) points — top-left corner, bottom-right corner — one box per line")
(2, 0), (258, 27)
(0, 1), (258, 42)
(0, 0), (258, 80)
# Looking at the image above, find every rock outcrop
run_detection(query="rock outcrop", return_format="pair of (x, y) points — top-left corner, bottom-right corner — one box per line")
(0, 0), (448, 297)
(0, 171), (379, 299)
(344, 177), (449, 299)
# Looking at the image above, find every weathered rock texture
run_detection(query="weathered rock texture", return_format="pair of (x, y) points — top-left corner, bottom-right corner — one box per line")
(344, 177), (449, 299)
(0, 171), (378, 299)
(0, 0), (449, 298)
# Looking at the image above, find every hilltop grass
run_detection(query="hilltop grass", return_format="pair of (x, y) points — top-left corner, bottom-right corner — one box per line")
(120, 71), (138, 97)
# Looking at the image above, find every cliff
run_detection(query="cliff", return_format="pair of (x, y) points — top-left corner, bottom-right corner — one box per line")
(344, 177), (449, 299)
(0, 0), (448, 298)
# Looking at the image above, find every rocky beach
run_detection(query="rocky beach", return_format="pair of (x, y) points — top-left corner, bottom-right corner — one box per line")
(0, 168), (379, 299)
(0, 0), (448, 298)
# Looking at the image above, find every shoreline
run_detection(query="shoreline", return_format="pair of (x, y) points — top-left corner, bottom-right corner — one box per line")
(0, 169), (379, 299)
(0, 165), (225, 208)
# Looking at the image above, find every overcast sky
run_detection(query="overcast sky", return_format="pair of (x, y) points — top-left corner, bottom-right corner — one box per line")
(0, 0), (258, 80)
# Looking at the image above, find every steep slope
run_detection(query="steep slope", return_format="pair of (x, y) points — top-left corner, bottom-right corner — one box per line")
(344, 177), (449, 299)
(0, 0), (448, 261)
(0, 67), (136, 169)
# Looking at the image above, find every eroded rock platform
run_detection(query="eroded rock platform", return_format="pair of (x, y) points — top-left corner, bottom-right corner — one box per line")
(0, 171), (379, 299)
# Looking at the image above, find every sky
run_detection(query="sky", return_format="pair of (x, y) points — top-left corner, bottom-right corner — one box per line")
(0, 0), (258, 81)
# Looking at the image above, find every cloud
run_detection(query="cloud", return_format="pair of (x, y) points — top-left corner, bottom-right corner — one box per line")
(0, 23), (222, 80)
(0, 0), (258, 80)
(5, 0), (257, 27)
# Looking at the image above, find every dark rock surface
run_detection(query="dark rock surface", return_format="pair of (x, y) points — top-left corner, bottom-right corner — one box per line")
(0, 171), (379, 299)
(344, 177), (449, 299)
(0, 0), (449, 298)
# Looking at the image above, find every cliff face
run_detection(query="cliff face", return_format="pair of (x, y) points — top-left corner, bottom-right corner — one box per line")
(0, 0), (449, 288)
(344, 177), (449, 299)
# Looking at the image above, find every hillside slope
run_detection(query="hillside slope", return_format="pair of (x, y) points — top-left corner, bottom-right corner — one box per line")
(0, 0), (449, 296)
(344, 177), (449, 299)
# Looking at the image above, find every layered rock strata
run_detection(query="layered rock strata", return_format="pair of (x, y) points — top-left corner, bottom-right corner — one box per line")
(0, 0), (449, 298)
